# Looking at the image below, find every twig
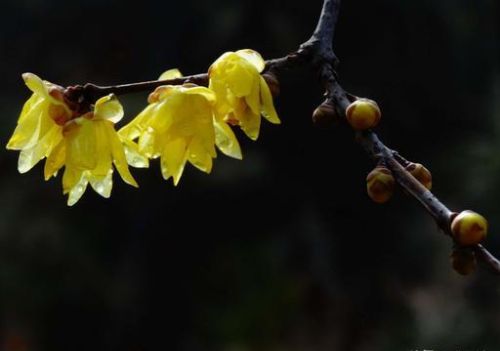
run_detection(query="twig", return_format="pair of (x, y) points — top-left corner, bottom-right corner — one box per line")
(59, 0), (499, 275)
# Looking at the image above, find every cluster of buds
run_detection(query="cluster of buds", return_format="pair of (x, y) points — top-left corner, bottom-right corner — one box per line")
(315, 94), (492, 276)
(311, 97), (380, 130)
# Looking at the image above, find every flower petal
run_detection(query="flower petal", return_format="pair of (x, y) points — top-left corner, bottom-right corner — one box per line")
(93, 94), (124, 123)
(225, 61), (255, 97)
(89, 170), (113, 198)
(92, 121), (113, 178)
(65, 119), (97, 170)
(238, 109), (261, 141)
(105, 123), (138, 187)
(214, 120), (242, 159)
(245, 77), (261, 115)
(236, 49), (266, 72)
(67, 171), (89, 206)
(22, 73), (48, 97)
(259, 76), (280, 124)
(17, 124), (62, 173)
(158, 69), (182, 81)
(123, 138), (149, 168)
(160, 138), (187, 185)
(187, 138), (213, 173)
(63, 166), (82, 195)
(44, 139), (66, 180)
(181, 86), (216, 103)
(119, 103), (156, 140)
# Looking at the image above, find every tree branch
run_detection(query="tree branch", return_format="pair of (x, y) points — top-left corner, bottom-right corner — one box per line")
(58, 0), (499, 275)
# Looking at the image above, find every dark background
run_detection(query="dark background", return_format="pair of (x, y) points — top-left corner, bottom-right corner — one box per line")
(0, 0), (499, 350)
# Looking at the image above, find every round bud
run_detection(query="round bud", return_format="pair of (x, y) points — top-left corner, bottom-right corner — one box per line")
(406, 163), (432, 190)
(450, 248), (477, 275)
(366, 166), (395, 203)
(312, 101), (339, 127)
(345, 98), (381, 130)
(451, 210), (488, 246)
(262, 73), (280, 98)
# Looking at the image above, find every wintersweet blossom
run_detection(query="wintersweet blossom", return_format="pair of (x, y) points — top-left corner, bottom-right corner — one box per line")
(7, 73), (72, 173)
(208, 49), (280, 140)
(47, 95), (143, 205)
(119, 74), (231, 185)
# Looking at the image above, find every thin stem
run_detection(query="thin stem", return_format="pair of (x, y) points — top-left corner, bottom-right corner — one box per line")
(59, 0), (499, 275)
(310, 0), (341, 48)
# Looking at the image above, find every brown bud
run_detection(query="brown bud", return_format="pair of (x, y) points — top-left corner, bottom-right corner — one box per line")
(345, 98), (381, 130)
(451, 210), (488, 246)
(366, 166), (395, 203)
(450, 247), (477, 275)
(406, 162), (432, 190)
(312, 101), (339, 127)
(262, 73), (280, 98)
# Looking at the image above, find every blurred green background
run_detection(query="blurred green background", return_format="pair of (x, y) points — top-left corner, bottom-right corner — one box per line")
(0, 0), (499, 350)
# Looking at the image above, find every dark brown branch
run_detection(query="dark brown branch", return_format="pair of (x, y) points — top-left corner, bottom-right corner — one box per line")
(59, 0), (500, 275)
(309, 0), (500, 275)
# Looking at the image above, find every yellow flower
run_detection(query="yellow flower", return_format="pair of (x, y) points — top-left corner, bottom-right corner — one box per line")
(46, 95), (142, 206)
(208, 49), (280, 140)
(119, 74), (231, 185)
(7, 73), (72, 173)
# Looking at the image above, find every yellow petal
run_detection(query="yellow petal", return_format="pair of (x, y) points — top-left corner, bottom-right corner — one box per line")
(158, 69), (182, 80)
(187, 138), (213, 174)
(89, 170), (113, 198)
(138, 127), (158, 158)
(17, 124), (62, 173)
(160, 138), (187, 185)
(7, 99), (50, 150)
(105, 123), (138, 187)
(225, 61), (255, 97)
(62, 166), (82, 195)
(67, 171), (89, 206)
(238, 109), (261, 141)
(44, 139), (66, 180)
(181, 86), (216, 103)
(123, 138), (149, 168)
(22, 73), (49, 97)
(65, 119), (97, 170)
(236, 49), (266, 72)
(259, 76), (280, 124)
(214, 120), (242, 159)
(245, 77), (261, 115)
(92, 121), (113, 178)
(119, 103), (156, 140)
(93, 94), (124, 123)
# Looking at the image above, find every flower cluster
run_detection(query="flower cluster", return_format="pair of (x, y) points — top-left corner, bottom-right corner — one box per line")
(6, 50), (279, 205)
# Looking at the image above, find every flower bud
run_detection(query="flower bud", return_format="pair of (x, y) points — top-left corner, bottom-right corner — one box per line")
(450, 248), (477, 275)
(451, 210), (488, 246)
(262, 73), (280, 98)
(312, 101), (339, 127)
(345, 98), (381, 130)
(366, 166), (395, 203)
(406, 162), (432, 190)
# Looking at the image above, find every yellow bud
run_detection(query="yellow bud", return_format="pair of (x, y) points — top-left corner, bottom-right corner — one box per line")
(262, 73), (280, 98)
(406, 163), (432, 190)
(312, 101), (339, 127)
(345, 98), (381, 130)
(450, 248), (477, 275)
(451, 210), (488, 246)
(366, 166), (395, 203)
